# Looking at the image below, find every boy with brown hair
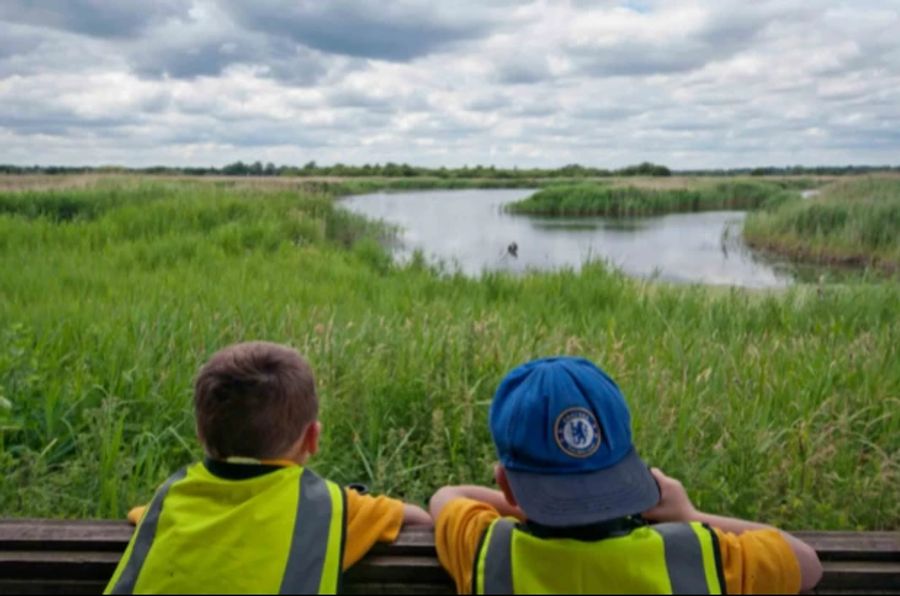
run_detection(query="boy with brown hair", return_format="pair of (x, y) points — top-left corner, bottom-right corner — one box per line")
(106, 341), (430, 594)
(430, 356), (823, 594)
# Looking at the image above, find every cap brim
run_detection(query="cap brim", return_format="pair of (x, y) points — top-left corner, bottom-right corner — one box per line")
(504, 448), (660, 526)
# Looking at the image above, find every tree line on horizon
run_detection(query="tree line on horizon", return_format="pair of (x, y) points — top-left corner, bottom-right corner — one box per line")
(1, 161), (898, 178)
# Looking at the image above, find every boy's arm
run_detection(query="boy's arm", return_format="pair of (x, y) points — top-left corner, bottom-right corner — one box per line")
(642, 468), (823, 593)
(342, 489), (433, 570)
(429, 486), (514, 594)
(429, 485), (525, 521)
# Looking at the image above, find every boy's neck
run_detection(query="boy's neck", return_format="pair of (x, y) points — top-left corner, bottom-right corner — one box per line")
(204, 457), (293, 480)
(219, 455), (300, 467)
(522, 515), (646, 541)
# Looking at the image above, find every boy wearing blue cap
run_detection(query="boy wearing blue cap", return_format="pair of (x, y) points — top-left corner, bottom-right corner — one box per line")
(430, 357), (823, 594)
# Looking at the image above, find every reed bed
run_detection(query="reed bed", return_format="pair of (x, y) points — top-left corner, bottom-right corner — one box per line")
(744, 176), (900, 272)
(505, 180), (796, 216)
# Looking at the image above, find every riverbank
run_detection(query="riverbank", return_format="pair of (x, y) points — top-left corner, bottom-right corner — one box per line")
(744, 176), (900, 274)
(1, 178), (897, 530)
(504, 180), (798, 216)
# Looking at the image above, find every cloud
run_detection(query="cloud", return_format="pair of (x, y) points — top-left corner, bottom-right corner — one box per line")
(220, 1), (496, 62)
(564, 2), (816, 77)
(0, 0), (899, 169)
(494, 57), (552, 85)
(129, 34), (329, 84)
(0, 0), (189, 38)
(0, 24), (41, 59)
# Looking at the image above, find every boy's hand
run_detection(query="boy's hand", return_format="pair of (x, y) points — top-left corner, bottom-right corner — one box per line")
(403, 503), (434, 527)
(641, 468), (698, 523)
(643, 468), (824, 592)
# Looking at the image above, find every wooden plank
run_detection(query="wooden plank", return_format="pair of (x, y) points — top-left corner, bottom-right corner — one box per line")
(2, 580), (895, 596)
(810, 591), (900, 595)
(0, 579), (108, 595)
(816, 561), (900, 591)
(0, 551), (120, 580)
(4, 550), (898, 589)
(795, 532), (900, 561)
(3, 520), (897, 560)
(342, 582), (453, 595)
(2, 519), (899, 593)
(0, 578), (456, 596)
(0, 551), (453, 584)
(2, 519), (898, 557)
(0, 520), (440, 554)
(344, 555), (453, 584)
(0, 520), (132, 552)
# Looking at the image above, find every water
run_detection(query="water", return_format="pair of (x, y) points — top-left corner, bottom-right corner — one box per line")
(341, 189), (800, 287)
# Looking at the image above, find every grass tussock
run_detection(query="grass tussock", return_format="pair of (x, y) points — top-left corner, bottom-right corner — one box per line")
(0, 179), (898, 530)
(744, 176), (900, 272)
(506, 180), (795, 216)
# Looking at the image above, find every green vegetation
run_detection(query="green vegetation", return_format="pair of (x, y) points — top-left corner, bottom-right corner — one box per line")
(744, 177), (900, 272)
(1, 161), (675, 179)
(506, 180), (795, 216)
(1, 178), (898, 531)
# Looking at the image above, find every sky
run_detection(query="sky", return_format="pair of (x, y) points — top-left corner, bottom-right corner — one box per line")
(1, 0), (898, 170)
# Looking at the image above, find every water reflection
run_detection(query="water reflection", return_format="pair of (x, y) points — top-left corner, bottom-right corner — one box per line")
(531, 220), (602, 232)
(341, 189), (801, 287)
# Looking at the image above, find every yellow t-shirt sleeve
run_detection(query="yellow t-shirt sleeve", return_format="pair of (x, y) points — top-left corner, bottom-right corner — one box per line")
(342, 488), (405, 571)
(435, 498), (502, 595)
(714, 528), (802, 594)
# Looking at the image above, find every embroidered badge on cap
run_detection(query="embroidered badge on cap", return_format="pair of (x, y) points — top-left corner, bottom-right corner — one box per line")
(554, 407), (601, 458)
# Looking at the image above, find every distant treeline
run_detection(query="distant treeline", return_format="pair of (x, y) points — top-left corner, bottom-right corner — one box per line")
(1, 161), (898, 178)
(0, 161), (671, 178)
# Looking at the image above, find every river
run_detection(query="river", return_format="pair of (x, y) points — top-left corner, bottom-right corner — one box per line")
(341, 188), (800, 288)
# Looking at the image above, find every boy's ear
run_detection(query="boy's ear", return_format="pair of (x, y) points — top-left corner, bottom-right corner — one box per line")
(494, 464), (518, 508)
(304, 421), (321, 457)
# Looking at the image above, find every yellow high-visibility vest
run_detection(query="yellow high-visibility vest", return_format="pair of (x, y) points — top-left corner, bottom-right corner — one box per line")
(104, 462), (345, 595)
(475, 518), (725, 594)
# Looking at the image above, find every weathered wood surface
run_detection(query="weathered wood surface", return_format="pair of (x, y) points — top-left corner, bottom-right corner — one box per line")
(0, 519), (897, 594)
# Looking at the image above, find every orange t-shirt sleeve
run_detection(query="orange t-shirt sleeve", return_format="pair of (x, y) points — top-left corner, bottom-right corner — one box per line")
(435, 498), (502, 595)
(714, 528), (802, 594)
(342, 488), (405, 570)
(126, 505), (147, 525)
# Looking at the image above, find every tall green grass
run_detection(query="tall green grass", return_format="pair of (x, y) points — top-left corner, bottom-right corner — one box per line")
(506, 180), (794, 216)
(744, 177), (900, 271)
(0, 179), (897, 530)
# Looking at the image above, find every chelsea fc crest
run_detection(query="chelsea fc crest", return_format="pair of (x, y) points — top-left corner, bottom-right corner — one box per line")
(555, 408), (601, 458)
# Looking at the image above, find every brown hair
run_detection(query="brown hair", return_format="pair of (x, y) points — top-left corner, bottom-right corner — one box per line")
(194, 341), (318, 460)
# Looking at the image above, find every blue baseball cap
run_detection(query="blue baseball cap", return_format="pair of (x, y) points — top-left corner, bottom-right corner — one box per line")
(490, 357), (660, 526)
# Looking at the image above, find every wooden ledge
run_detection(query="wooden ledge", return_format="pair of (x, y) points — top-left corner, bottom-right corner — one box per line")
(1, 520), (897, 594)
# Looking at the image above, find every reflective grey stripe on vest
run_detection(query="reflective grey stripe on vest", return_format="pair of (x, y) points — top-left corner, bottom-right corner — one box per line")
(110, 467), (188, 594)
(482, 518), (515, 594)
(655, 523), (712, 594)
(279, 469), (337, 594)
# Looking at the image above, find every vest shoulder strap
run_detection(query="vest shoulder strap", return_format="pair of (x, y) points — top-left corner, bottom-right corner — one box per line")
(279, 468), (346, 594)
(476, 518), (516, 594)
(109, 467), (188, 594)
(653, 522), (725, 595)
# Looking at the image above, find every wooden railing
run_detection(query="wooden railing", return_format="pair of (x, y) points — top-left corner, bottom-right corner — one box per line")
(0, 519), (897, 594)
